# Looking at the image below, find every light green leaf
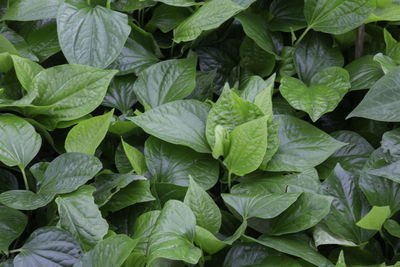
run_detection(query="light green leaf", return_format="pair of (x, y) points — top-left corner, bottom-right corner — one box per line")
(374, 53), (397, 74)
(266, 115), (346, 172)
(260, 121), (280, 169)
(2, 0), (62, 21)
(132, 210), (161, 254)
(73, 235), (137, 267)
(174, 0), (251, 43)
(348, 66), (400, 122)
(335, 251), (347, 267)
(184, 177), (221, 234)
(0, 114), (41, 168)
(133, 58), (197, 108)
(382, 128), (400, 158)
(304, 0), (375, 34)
(111, 0), (156, 11)
(145, 137), (219, 190)
(129, 100), (211, 153)
(57, 0), (131, 69)
(194, 226), (227, 255)
(56, 186), (108, 251)
(222, 192), (300, 220)
(147, 200), (202, 265)
(384, 219), (400, 238)
(158, 0), (199, 7)
(206, 85), (264, 149)
(0, 206), (27, 253)
(11, 55), (43, 92)
(223, 116), (269, 176)
(280, 67), (351, 122)
(65, 110), (113, 155)
(366, 3), (400, 22)
(121, 139), (147, 175)
(356, 206), (391, 230)
(13, 227), (82, 267)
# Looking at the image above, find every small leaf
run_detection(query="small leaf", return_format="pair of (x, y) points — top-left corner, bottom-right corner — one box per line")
(0, 206), (27, 253)
(11, 55), (43, 92)
(356, 206), (391, 230)
(65, 110), (113, 155)
(2, 0), (62, 21)
(121, 139), (147, 175)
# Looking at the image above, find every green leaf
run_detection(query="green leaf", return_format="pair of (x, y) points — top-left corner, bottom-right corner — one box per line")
(184, 177), (221, 234)
(260, 121), (281, 169)
(267, 192), (333, 235)
(111, 0), (156, 11)
(102, 179), (155, 212)
(132, 210), (160, 254)
(356, 206), (391, 230)
(174, 0), (251, 43)
(13, 227), (82, 267)
(24, 65), (117, 128)
(335, 251), (347, 267)
(65, 110), (113, 155)
(345, 55), (384, 91)
(92, 172), (142, 206)
(304, 0), (375, 34)
(11, 55), (43, 92)
(366, 3), (400, 22)
(265, 115), (346, 172)
(57, 0), (131, 69)
(56, 186), (109, 251)
(102, 75), (137, 113)
(147, 200), (202, 265)
(206, 86), (264, 149)
(294, 32), (344, 84)
(384, 219), (400, 238)
(269, 0), (307, 32)
(348, 66), (400, 121)
(133, 58), (197, 108)
(73, 235), (137, 267)
(382, 128), (400, 158)
(193, 226), (227, 255)
(240, 38), (275, 78)
(157, 0), (199, 7)
(129, 100), (211, 153)
(2, 0), (62, 21)
(108, 24), (160, 76)
(0, 153), (102, 210)
(222, 192), (300, 220)
(0, 206), (27, 253)
(236, 10), (278, 56)
(223, 116), (269, 176)
(374, 53), (397, 74)
(0, 114), (41, 168)
(147, 4), (191, 33)
(145, 137), (219, 190)
(121, 139), (147, 175)
(321, 164), (375, 244)
(280, 67), (350, 122)
(244, 234), (333, 267)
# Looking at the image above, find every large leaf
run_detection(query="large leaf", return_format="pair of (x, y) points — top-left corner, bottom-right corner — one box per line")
(11, 55), (43, 92)
(321, 164), (375, 244)
(0, 153), (102, 210)
(280, 67), (350, 122)
(294, 32), (344, 84)
(65, 110), (113, 155)
(13, 227), (82, 267)
(0, 114), (41, 168)
(244, 234), (333, 267)
(265, 115), (345, 172)
(184, 177), (222, 234)
(73, 235), (137, 267)
(2, 0), (62, 21)
(23, 64), (117, 128)
(348, 66), (400, 122)
(0, 206), (27, 253)
(57, 0), (131, 69)
(56, 186), (109, 251)
(304, 0), (375, 34)
(269, 0), (306, 32)
(145, 137), (219, 190)
(133, 57), (197, 108)
(147, 200), (202, 265)
(147, 5), (191, 33)
(132, 210), (161, 254)
(129, 100), (211, 153)
(174, 0), (252, 42)
(345, 55), (384, 91)
(223, 116), (269, 176)
(222, 192), (300, 220)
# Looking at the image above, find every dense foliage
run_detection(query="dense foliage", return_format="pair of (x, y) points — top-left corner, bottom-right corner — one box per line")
(2, 0), (400, 266)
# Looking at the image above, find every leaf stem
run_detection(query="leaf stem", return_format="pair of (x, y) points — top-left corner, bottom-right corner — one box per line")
(228, 171), (232, 192)
(294, 26), (311, 46)
(355, 24), (365, 59)
(106, 0), (111, 9)
(19, 166), (29, 191)
(87, 0), (91, 6)
(9, 249), (22, 254)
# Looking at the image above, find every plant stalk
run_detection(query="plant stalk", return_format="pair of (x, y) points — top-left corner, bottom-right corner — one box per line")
(19, 166), (29, 191)
(228, 171), (232, 191)
(355, 24), (365, 59)
(294, 26), (311, 46)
